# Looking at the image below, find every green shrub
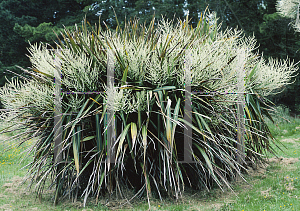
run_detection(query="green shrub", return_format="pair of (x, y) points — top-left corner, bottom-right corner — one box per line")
(0, 12), (298, 207)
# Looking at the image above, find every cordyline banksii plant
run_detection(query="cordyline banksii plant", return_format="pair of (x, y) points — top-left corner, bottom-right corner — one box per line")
(0, 12), (298, 207)
(277, 0), (300, 32)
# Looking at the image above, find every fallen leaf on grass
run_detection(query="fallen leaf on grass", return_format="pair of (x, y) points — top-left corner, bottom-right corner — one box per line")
(261, 187), (272, 196)
(268, 157), (299, 165)
(2, 183), (14, 188)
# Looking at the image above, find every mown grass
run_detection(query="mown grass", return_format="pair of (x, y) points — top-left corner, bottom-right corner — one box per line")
(0, 105), (300, 210)
(215, 105), (300, 211)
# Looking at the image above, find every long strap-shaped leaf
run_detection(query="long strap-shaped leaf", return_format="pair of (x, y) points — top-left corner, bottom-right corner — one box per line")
(130, 122), (137, 153)
(115, 123), (131, 159)
(194, 144), (222, 187)
(142, 125), (147, 165)
(73, 125), (81, 175)
(171, 98), (181, 148)
(95, 113), (103, 155)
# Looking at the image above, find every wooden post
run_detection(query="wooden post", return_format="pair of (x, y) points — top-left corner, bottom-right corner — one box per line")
(236, 49), (246, 168)
(53, 51), (63, 205)
(106, 49), (116, 164)
(54, 51), (63, 165)
(182, 49), (194, 163)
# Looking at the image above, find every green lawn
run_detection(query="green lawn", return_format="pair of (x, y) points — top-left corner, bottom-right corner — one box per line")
(0, 109), (299, 210)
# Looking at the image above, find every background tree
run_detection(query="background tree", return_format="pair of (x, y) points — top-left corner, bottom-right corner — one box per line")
(0, 0), (85, 86)
(1, 0), (300, 113)
(275, 0), (300, 113)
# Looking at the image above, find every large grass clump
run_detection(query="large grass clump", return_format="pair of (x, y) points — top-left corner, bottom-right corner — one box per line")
(0, 12), (298, 207)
